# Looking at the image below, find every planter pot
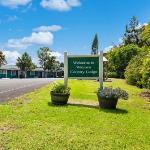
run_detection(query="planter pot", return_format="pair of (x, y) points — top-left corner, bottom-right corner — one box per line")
(97, 95), (118, 109)
(50, 92), (70, 105)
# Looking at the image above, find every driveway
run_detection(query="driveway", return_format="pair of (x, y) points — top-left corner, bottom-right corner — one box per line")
(0, 78), (59, 103)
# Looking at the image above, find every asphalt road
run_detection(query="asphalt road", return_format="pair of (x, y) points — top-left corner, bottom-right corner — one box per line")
(0, 78), (59, 103)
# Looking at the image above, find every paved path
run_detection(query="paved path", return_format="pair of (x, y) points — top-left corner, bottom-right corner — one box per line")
(0, 78), (59, 103)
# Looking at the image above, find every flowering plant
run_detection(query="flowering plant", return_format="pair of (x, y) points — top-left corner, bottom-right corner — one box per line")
(97, 87), (128, 100)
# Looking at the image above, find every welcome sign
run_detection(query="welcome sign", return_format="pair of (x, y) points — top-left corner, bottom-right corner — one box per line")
(64, 52), (104, 89)
(68, 57), (99, 78)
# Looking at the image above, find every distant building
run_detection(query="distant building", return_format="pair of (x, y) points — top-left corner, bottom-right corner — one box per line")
(0, 65), (64, 78)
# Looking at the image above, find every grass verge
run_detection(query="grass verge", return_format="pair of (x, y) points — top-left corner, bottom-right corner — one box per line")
(0, 79), (150, 150)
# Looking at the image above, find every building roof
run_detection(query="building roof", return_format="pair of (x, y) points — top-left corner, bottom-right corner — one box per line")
(0, 65), (20, 70)
(103, 56), (108, 62)
(33, 67), (44, 71)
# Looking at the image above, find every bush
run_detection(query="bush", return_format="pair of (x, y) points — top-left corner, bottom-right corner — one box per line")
(125, 54), (143, 87)
(125, 48), (150, 89)
(141, 51), (150, 89)
(107, 72), (119, 78)
(106, 44), (142, 78)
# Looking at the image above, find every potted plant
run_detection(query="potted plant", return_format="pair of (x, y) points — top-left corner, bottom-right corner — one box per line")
(97, 87), (128, 109)
(50, 83), (71, 105)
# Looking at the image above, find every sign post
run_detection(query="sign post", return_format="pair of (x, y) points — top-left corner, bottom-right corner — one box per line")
(64, 52), (68, 87)
(99, 51), (103, 90)
(64, 52), (103, 89)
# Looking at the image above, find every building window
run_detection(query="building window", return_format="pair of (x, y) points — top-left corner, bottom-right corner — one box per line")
(30, 71), (35, 76)
(0, 70), (6, 74)
(12, 70), (17, 75)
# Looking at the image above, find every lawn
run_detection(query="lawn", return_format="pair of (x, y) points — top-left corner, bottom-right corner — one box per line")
(0, 79), (150, 150)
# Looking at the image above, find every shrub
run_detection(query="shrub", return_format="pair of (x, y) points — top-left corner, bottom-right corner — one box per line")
(125, 48), (150, 88)
(106, 44), (142, 78)
(125, 54), (143, 87)
(141, 51), (150, 89)
(107, 72), (119, 78)
(51, 83), (71, 94)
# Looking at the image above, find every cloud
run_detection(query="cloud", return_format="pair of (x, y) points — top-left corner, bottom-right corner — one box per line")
(7, 31), (54, 49)
(40, 0), (81, 11)
(2, 50), (21, 64)
(6, 25), (62, 49)
(135, 22), (148, 30)
(104, 45), (114, 52)
(33, 25), (62, 32)
(0, 0), (32, 8)
(118, 37), (123, 44)
(51, 51), (63, 62)
(67, 0), (81, 7)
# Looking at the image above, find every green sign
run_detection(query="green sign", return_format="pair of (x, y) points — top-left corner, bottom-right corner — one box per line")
(68, 57), (99, 78)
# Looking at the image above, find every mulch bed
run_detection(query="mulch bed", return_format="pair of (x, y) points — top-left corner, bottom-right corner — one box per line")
(140, 91), (150, 101)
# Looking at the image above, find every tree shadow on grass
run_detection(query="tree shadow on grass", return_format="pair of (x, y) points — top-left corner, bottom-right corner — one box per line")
(100, 108), (128, 114)
(48, 102), (128, 114)
(48, 102), (68, 107)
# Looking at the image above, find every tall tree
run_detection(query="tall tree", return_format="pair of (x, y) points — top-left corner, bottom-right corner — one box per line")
(141, 23), (150, 47)
(0, 51), (6, 67)
(16, 52), (35, 78)
(37, 47), (56, 77)
(91, 34), (99, 55)
(123, 16), (142, 46)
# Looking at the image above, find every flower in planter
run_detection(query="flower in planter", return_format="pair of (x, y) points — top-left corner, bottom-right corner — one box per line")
(98, 87), (128, 100)
(97, 87), (128, 109)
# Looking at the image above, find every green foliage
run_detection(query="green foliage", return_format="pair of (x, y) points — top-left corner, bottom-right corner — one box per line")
(91, 34), (99, 55)
(141, 51), (150, 88)
(60, 62), (64, 67)
(0, 51), (6, 66)
(125, 54), (143, 87)
(125, 48), (150, 89)
(37, 47), (56, 72)
(107, 72), (119, 78)
(141, 23), (150, 46)
(107, 44), (141, 78)
(16, 52), (35, 72)
(98, 87), (128, 100)
(123, 16), (143, 46)
(51, 83), (70, 94)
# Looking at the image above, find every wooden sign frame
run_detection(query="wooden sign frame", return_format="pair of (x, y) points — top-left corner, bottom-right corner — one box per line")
(64, 51), (103, 89)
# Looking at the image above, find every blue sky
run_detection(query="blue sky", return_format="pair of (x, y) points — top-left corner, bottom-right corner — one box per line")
(0, 0), (150, 64)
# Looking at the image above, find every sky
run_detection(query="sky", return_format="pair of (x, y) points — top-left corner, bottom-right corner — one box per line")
(0, 0), (150, 65)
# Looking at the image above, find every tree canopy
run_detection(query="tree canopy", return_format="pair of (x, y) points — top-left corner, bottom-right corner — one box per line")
(0, 51), (6, 67)
(16, 52), (35, 77)
(123, 16), (142, 46)
(37, 47), (56, 72)
(106, 44), (142, 78)
(141, 23), (150, 47)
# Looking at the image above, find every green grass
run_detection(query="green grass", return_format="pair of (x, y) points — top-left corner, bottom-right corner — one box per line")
(0, 79), (150, 150)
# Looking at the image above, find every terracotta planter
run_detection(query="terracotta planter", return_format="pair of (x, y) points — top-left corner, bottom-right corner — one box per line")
(97, 94), (118, 109)
(50, 91), (70, 105)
